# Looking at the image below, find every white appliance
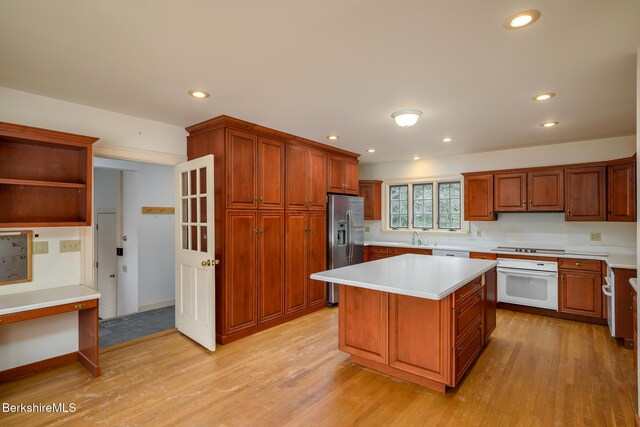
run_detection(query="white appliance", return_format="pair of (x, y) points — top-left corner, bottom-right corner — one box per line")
(497, 258), (559, 310)
(432, 249), (469, 258)
(602, 266), (615, 336)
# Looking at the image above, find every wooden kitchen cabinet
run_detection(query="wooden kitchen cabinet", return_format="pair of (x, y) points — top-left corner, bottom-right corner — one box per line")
(483, 268), (497, 341)
(187, 115), (359, 344)
(559, 259), (603, 318)
(328, 155), (359, 195)
(463, 174), (496, 221)
(0, 122), (98, 227)
(494, 169), (564, 212)
(359, 180), (383, 220)
(632, 288), (637, 371)
(470, 252), (497, 260)
(565, 166), (606, 221)
(610, 268), (637, 345)
(286, 143), (328, 210)
(607, 161), (636, 222)
(285, 211), (327, 313)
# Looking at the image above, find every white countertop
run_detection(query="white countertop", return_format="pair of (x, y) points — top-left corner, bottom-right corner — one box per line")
(311, 254), (497, 300)
(630, 278), (638, 293)
(365, 240), (637, 269)
(0, 285), (101, 315)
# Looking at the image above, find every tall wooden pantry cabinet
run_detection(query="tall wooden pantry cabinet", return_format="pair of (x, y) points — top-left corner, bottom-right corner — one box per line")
(186, 115), (359, 344)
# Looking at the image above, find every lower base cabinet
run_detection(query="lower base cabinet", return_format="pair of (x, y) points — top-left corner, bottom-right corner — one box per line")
(339, 269), (496, 392)
(558, 259), (603, 318)
(632, 288), (637, 371)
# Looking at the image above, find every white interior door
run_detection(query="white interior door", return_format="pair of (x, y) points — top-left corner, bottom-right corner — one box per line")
(175, 155), (216, 351)
(97, 212), (117, 319)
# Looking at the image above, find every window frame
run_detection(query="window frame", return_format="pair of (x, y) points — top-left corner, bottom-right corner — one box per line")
(381, 176), (469, 234)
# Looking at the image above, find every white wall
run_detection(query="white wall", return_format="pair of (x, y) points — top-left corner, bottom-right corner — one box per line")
(361, 135), (637, 253)
(94, 168), (121, 211)
(0, 88), (185, 370)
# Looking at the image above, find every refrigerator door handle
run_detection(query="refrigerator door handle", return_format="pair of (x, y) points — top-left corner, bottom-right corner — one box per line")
(346, 209), (353, 262)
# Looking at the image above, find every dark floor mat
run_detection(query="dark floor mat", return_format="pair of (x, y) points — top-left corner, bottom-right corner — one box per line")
(99, 305), (175, 348)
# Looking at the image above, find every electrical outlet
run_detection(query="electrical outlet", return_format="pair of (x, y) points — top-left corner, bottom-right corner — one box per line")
(60, 239), (81, 252)
(123, 265), (128, 273)
(32, 241), (48, 255)
(365, 226), (370, 233)
(590, 232), (602, 242)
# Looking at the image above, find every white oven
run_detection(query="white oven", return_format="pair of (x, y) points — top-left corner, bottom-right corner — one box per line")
(602, 266), (615, 337)
(497, 258), (559, 310)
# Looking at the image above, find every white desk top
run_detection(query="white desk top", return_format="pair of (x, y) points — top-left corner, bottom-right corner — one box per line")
(0, 285), (101, 316)
(311, 254), (497, 300)
(630, 278), (638, 293)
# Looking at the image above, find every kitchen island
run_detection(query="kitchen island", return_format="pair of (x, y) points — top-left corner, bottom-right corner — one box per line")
(311, 254), (498, 392)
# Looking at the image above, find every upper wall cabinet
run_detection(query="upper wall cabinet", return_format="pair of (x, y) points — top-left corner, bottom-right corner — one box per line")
(607, 161), (636, 222)
(0, 122), (98, 227)
(286, 143), (327, 210)
(328, 155), (359, 195)
(565, 166), (606, 221)
(359, 180), (382, 220)
(463, 175), (496, 221)
(494, 169), (564, 212)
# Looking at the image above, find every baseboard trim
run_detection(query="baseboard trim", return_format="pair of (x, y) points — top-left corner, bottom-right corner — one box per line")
(0, 352), (78, 383)
(497, 303), (608, 325)
(138, 300), (175, 313)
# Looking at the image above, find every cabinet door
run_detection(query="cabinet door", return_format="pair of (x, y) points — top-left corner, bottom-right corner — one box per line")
(327, 156), (345, 193)
(286, 144), (309, 209)
(226, 130), (257, 209)
(308, 149), (327, 210)
(494, 172), (527, 212)
(307, 212), (327, 307)
(225, 211), (258, 333)
(463, 175), (496, 221)
(257, 212), (285, 323)
(285, 211), (308, 313)
(528, 169), (564, 211)
(257, 137), (285, 209)
(559, 271), (602, 317)
(343, 159), (359, 195)
(483, 268), (497, 341)
(565, 166), (606, 221)
(360, 183), (374, 220)
(608, 162), (636, 222)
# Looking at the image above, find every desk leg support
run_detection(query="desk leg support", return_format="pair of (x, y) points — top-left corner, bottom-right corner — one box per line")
(78, 305), (100, 377)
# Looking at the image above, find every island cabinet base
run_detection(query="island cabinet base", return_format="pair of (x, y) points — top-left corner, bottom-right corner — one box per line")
(338, 271), (495, 392)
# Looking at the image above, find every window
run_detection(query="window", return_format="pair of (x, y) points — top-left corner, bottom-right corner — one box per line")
(386, 179), (464, 232)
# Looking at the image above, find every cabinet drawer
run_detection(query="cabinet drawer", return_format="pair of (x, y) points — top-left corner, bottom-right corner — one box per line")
(454, 291), (482, 338)
(454, 317), (483, 382)
(559, 258), (602, 272)
(452, 278), (482, 307)
(369, 246), (389, 255)
(470, 252), (497, 260)
(388, 247), (433, 256)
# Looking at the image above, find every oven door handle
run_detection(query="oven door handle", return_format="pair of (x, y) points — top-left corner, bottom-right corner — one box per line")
(602, 284), (613, 297)
(497, 267), (558, 277)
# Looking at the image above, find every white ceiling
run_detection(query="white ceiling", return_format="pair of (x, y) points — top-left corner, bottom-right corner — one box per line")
(1, 1), (639, 164)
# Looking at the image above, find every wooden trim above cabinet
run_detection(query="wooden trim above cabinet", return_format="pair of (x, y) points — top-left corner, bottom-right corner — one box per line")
(186, 115), (360, 159)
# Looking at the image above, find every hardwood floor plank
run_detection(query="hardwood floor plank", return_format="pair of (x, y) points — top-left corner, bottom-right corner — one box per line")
(0, 308), (636, 426)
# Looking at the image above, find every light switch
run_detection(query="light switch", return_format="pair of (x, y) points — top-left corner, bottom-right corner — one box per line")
(33, 241), (49, 254)
(589, 232), (601, 242)
(60, 239), (81, 252)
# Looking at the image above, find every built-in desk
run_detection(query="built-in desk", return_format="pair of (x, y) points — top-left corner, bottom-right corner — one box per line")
(0, 285), (101, 382)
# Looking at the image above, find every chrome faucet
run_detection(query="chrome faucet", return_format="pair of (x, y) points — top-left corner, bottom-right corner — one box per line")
(412, 231), (420, 245)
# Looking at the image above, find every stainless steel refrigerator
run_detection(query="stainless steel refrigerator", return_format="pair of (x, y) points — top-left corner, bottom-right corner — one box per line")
(327, 194), (365, 305)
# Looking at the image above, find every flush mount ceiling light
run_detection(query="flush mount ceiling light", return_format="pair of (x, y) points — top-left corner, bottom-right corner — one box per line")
(188, 90), (210, 98)
(367, 149), (376, 153)
(326, 135), (339, 140)
(391, 110), (423, 127)
(533, 92), (555, 101)
(540, 121), (559, 127)
(442, 137), (453, 143)
(503, 10), (541, 29)
(413, 156), (421, 160)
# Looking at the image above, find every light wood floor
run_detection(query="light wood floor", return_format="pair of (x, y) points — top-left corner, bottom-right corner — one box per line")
(1, 308), (637, 426)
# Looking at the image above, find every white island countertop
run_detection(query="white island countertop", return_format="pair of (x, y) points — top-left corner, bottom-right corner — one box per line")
(0, 285), (101, 316)
(311, 254), (497, 300)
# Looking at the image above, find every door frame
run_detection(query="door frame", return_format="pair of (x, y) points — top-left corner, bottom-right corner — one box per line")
(95, 209), (118, 319)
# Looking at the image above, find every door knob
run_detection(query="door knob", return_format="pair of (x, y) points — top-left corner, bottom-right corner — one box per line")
(109, 274), (116, 278)
(201, 259), (220, 267)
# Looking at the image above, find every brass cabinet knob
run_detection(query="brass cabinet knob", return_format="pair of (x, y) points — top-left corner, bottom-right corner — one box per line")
(201, 260), (211, 267)
(575, 262), (583, 267)
(74, 303), (86, 309)
(529, 200), (533, 206)
(522, 200), (526, 206)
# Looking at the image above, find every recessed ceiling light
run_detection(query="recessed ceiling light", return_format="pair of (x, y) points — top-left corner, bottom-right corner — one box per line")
(188, 90), (209, 98)
(503, 10), (541, 29)
(442, 137), (453, 143)
(327, 135), (339, 140)
(413, 156), (421, 160)
(540, 121), (559, 127)
(367, 149), (376, 153)
(391, 110), (423, 127)
(533, 92), (555, 101)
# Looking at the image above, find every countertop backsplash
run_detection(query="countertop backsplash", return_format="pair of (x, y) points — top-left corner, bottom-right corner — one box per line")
(365, 212), (637, 255)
